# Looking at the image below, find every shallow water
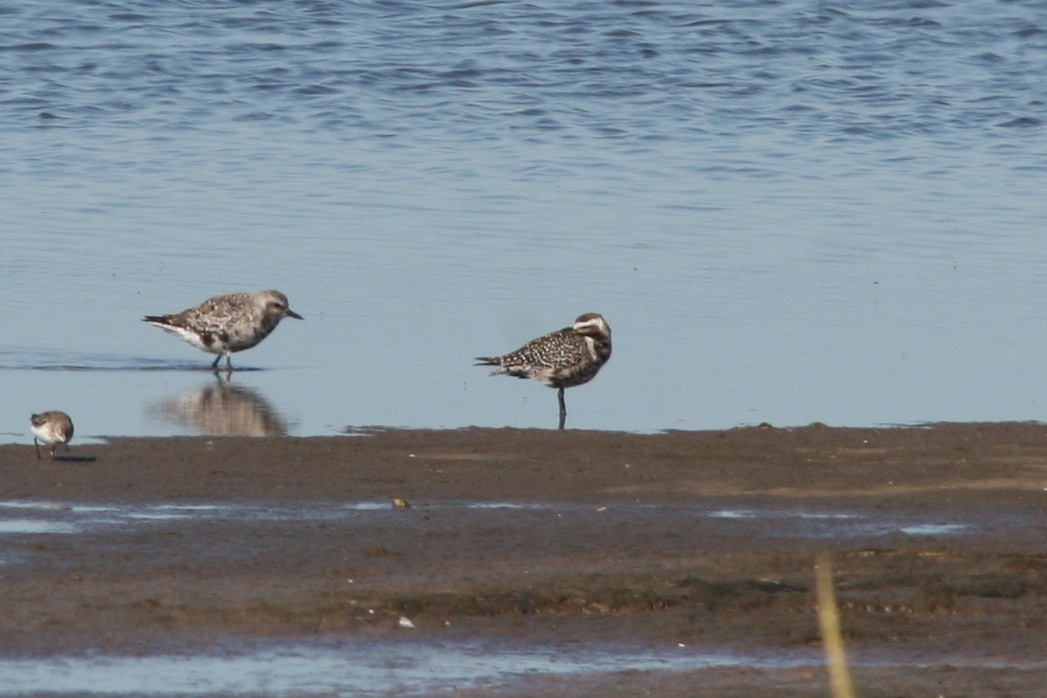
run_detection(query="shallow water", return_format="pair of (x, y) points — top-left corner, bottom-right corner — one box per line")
(0, 638), (1041, 696)
(4, 1), (1047, 437)
(0, 640), (810, 696)
(0, 498), (977, 541)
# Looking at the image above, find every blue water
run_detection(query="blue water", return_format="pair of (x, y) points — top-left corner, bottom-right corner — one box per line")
(4, 0), (1047, 437)
(0, 640), (808, 696)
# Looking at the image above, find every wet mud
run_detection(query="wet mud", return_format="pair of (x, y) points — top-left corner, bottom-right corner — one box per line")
(1, 423), (1045, 695)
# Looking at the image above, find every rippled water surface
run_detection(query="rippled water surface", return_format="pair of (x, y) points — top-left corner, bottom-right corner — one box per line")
(0, 641), (810, 696)
(4, 1), (1047, 437)
(2, 641), (1043, 696)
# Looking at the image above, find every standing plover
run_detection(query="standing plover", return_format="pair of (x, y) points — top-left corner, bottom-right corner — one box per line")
(144, 290), (303, 370)
(31, 411), (74, 459)
(476, 312), (612, 429)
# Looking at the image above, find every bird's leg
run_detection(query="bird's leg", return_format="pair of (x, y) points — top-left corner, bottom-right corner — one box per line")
(225, 354), (234, 372)
(557, 388), (567, 430)
(211, 354), (222, 369)
(34, 438), (41, 460)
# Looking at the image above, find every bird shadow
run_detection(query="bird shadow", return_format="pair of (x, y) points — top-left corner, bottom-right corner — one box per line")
(50, 455), (97, 463)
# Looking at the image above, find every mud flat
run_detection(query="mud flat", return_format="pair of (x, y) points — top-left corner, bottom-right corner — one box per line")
(1, 423), (1045, 695)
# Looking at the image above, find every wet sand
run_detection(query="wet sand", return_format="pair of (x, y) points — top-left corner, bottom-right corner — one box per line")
(1, 423), (1046, 695)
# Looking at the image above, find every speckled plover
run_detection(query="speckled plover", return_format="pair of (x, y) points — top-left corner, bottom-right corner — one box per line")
(144, 290), (303, 370)
(476, 312), (612, 429)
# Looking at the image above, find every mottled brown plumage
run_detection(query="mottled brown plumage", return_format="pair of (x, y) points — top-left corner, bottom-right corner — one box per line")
(476, 312), (612, 428)
(31, 411), (74, 459)
(144, 290), (303, 370)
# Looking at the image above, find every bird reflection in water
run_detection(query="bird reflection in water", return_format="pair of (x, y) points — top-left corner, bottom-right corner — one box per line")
(152, 374), (288, 436)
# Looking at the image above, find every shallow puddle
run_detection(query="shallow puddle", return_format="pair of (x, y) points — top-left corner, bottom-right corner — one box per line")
(1, 640), (1043, 696)
(0, 499), (974, 541)
(0, 519), (78, 535)
(705, 507), (972, 539)
(0, 640), (811, 696)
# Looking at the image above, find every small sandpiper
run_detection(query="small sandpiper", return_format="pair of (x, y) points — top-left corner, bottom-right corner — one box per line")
(144, 290), (303, 370)
(476, 312), (612, 429)
(31, 411), (74, 459)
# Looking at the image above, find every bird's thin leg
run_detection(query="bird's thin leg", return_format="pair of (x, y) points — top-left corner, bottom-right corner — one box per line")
(557, 388), (567, 430)
(225, 354), (233, 372)
(34, 438), (41, 460)
(211, 354), (222, 369)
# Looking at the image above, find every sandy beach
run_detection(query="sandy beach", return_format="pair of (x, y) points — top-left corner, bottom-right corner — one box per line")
(1, 423), (1045, 695)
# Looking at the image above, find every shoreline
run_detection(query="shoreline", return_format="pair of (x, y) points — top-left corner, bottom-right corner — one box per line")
(1, 423), (1045, 694)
